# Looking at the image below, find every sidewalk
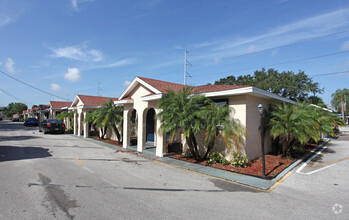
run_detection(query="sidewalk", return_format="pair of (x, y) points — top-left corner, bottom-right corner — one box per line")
(339, 126), (349, 134)
(73, 135), (332, 191)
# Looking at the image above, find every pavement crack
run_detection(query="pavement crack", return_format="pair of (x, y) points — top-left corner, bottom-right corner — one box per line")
(28, 182), (243, 192)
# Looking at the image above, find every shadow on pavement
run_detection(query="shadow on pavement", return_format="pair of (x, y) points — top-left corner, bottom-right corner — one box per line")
(310, 142), (336, 164)
(0, 135), (40, 141)
(0, 121), (38, 131)
(0, 146), (52, 162)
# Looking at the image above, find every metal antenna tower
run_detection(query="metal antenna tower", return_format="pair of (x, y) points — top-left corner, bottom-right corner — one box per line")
(97, 82), (102, 96)
(184, 51), (192, 85)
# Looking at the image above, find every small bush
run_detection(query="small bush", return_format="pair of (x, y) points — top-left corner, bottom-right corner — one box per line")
(221, 157), (229, 165)
(208, 152), (224, 165)
(231, 152), (248, 167)
(182, 148), (193, 158)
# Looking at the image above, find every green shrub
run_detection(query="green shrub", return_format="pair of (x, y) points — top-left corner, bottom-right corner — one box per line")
(221, 157), (229, 165)
(182, 148), (193, 158)
(231, 152), (249, 167)
(208, 152), (224, 165)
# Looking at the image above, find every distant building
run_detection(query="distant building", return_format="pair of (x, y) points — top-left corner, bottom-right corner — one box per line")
(0, 107), (4, 119)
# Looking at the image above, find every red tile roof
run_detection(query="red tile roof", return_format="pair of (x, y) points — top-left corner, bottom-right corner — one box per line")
(76, 95), (118, 107)
(137, 77), (248, 95)
(193, 84), (248, 93)
(49, 101), (72, 109)
(39, 105), (49, 110)
(138, 77), (187, 93)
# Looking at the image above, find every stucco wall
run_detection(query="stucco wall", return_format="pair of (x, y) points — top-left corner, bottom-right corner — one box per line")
(181, 94), (278, 161)
(244, 96), (272, 161)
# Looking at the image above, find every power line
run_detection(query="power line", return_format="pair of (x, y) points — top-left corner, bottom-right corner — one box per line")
(198, 50), (349, 77)
(0, 70), (68, 101)
(192, 29), (349, 66)
(311, 70), (349, 77)
(0, 88), (34, 106)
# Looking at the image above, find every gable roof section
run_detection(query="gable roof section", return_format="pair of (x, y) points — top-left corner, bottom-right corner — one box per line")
(49, 101), (72, 109)
(118, 76), (187, 100)
(71, 95), (118, 108)
(117, 76), (296, 104)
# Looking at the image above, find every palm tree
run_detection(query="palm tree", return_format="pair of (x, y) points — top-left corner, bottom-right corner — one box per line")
(97, 98), (123, 143)
(269, 103), (319, 156)
(156, 87), (209, 160)
(85, 111), (101, 138)
(201, 103), (247, 159)
(331, 88), (349, 121)
(85, 99), (123, 142)
(310, 105), (345, 139)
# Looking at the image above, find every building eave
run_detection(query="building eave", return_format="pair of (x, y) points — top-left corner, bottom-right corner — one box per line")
(141, 94), (163, 101)
(114, 99), (134, 105)
(198, 86), (296, 104)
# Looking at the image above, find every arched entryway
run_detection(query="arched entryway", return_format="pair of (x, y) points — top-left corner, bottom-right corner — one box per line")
(146, 108), (155, 147)
(130, 109), (138, 145)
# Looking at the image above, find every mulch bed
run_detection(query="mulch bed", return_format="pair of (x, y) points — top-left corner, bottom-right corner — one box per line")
(91, 137), (122, 147)
(91, 136), (321, 179)
(169, 143), (320, 178)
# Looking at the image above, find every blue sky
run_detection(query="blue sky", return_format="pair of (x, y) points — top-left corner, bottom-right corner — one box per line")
(1, 0), (349, 108)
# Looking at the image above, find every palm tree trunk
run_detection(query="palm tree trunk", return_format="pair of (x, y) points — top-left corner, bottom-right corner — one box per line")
(282, 136), (289, 157)
(203, 139), (215, 159)
(341, 96), (345, 121)
(190, 130), (201, 160)
(112, 124), (121, 144)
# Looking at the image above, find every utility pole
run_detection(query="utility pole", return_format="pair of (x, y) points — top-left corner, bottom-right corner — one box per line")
(184, 51), (192, 85)
(97, 82), (101, 96)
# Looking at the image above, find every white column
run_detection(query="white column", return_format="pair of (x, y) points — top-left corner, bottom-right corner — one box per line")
(137, 108), (145, 152)
(74, 112), (78, 135)
(77, 112), (82, 136)
(155, 109), (166, 157)
(123, 109), (130, 148)
(83, 112), (89, 138)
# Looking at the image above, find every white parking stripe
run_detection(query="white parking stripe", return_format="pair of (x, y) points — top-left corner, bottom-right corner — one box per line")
(296, 145), (329, 175)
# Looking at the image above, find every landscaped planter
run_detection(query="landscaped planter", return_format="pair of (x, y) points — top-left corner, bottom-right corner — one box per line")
(168, 143), (320, 179)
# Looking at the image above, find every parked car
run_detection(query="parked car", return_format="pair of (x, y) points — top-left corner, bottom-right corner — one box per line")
(39, 119), (65, 134)
(24, 118), (38, 126)
(12, 118), (20, 122)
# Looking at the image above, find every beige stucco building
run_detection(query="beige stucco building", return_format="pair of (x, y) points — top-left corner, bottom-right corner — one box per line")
(70, 95), (118, 138)
(115, 76), (295, 160)
(48, 101), (72, 119)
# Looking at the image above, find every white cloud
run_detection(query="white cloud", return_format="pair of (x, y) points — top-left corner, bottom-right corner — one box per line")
(246, 45), (257, 53)
(5, 58), (16, 73)
(123, 81), (131, 87)
(64, 68), (81, 82)
(191, 8), (349, 61)
(71, 0), (95, 11)
(271, 50), (278, 56)
(341, 40), (349, 50)
(0, 14), (11, 26)
(51, 45), (103, 62)
(72, 0), (78, 10)
(50, 83), (61, 91)
(108, 59), (133, 67)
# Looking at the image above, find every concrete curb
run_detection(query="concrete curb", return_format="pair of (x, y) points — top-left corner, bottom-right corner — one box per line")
(68, 134), (333, 191)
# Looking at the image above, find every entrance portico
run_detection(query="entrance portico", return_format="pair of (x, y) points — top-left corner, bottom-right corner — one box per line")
(71, 94), (118, 139)
(115, 77), (182, 157)
(116, 76), (296, 160)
